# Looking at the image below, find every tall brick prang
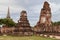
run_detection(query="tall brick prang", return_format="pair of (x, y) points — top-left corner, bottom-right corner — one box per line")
(34, 1), (52, 33)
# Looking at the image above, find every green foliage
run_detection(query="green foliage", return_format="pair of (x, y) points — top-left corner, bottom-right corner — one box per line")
(0, 18), (16, 27)
(52, 21), (60, 26)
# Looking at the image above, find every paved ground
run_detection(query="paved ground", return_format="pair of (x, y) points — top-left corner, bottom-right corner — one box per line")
(54, 36), (60, 39)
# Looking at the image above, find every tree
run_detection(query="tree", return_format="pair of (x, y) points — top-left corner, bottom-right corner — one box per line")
(0, 18), (16, 27)
(52, 21), (60, 26)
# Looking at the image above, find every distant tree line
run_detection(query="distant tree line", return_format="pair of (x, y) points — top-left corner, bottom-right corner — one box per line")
(52, 21), (60, 26)
(0, 18), (16, 27)
(0, 18), (60, 27)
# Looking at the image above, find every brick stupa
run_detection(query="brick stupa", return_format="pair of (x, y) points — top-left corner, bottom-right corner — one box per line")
(16, 10), (33, 36)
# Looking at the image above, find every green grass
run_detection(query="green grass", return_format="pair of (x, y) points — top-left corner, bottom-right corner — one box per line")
(0, 36), (58, 40)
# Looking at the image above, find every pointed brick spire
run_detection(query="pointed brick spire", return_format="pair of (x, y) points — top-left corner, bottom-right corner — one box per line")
(6, 7), (10, 18)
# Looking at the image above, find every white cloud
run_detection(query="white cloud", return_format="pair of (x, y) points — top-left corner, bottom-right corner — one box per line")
(0, 0), (9, 3)
(48, 2), (60, 22)
(29, 5), (42, 14)
(50, 2), (60, 14)
(0, 0), (9, 14)
(10, 6), (26, 13)
(24, 0), (29, 4)
(0, 0), (26, 15)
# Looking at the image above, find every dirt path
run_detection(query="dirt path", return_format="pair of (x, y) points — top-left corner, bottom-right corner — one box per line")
(54, 36), (60, 39)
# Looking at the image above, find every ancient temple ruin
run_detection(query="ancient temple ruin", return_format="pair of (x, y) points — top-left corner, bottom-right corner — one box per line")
(0, 1), (60, 36)
(34, 1), (52, 33)
(16, 10), (33, 36)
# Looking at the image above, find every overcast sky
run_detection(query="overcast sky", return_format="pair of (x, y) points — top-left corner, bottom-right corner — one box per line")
(0, 0), (60, 26)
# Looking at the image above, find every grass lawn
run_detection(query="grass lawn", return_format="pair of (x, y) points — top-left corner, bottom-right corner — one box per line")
(0, 36), (59, 40)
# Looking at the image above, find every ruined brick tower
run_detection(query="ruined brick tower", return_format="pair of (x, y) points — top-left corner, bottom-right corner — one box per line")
(40, 1), (51, 26)
(16, 10), (33, 36)
(18, 10), (31, 28)
(34, 1), (52, 33)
